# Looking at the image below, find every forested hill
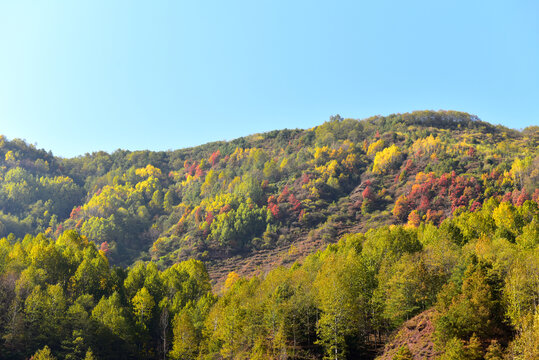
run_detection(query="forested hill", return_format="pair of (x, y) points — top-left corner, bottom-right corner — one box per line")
(0, 110), (538, 269)
(1, 110), (539, 359)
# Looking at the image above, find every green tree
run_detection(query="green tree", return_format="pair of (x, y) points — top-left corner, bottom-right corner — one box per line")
(25, 284), (68, 351)
(91, 292), (130, 341)
(71, 246), (110, 298)
(435, 263), (496, 344)
(163, 190), (174, 212)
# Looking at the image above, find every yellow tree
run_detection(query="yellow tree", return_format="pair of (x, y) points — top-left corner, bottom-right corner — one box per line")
(170, 309), (198, 360)
(314, 249), (369, 359)
(132, 287), (155, 330)
(30, 345), (56, 360)
(372, 145), (402, 174)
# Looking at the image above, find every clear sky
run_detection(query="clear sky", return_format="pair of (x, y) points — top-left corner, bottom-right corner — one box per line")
(0, 1), (537, 158)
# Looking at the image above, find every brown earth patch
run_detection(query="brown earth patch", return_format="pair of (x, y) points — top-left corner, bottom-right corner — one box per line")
(377, 309), (440, 360)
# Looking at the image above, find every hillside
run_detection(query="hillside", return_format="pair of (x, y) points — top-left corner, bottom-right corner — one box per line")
(376, 310), (439, 359)
(0, 110), (538, 359)
(1, 111), (538, 273)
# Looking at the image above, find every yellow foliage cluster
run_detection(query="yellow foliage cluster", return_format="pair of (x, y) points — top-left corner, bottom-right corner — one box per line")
(83, 185), (129, 218)
(411, 135), (441, 156)
(511, 156), (532, 188)
(313, 140), (357, 164)
(227, 176), (241, 193)
(39, 175), (75, 186)
(223, 271), (240, 291)
(230, 147), (267, 164)
(367, 139), (385, 156)
(303, 140), (361, 194)
(200, 169), (220, 196)
(135, 176), (159, 196)
(135, 164), (162, 178)
(342, 153), (358, 171)
(200, 193), (239, 214)
(315, 159), (339, 177)
(372, 145), (402, 174)
(4, 150), (16, 163)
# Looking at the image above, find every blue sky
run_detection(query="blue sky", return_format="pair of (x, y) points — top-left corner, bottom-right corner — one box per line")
(0, 1), (537, 157)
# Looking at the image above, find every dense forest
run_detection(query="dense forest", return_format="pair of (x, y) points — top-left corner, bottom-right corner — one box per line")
(0, 110), (538, 359)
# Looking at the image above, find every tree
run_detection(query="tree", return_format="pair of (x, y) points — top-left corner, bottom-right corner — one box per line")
(372, 144), (402, 174)
(503, 252), (539, 329)
(170, 309), (198, 360)
(25, 284), (68, 351)
(30, 345), (56, 360)
(83, 349), (96, 360)
(434, 263), (496, 344)
(484, 340), (503, 360)
(91, 292), (130, 341)
(439, 337), (467, 360)
(314, 250), (371, 359)
(224, 271), (240, 292)
(466, 333), (483, 360)
(507, 311), (539, 360)
(375, 254), (439, 328)
(163, 190), (174, 212)
(71, 246), (110, 299)
(407, 210), (421, 227)
(132, 287), (155, 330)
(159, 302), (171, 360)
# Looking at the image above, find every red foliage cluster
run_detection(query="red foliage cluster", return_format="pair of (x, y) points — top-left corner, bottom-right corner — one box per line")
(277, 185), (290, 203)
(362, 185), (375, 201)
(267, 195), (280, 218)
(70, 206), (82, 220)
(194, 207), (203, 223)
(514, 190), (530, 206)
(268, 201), (280, 219)
(288, 193), (301, 212)
(184, 161), (198, 177)
(183, 160), (205, 178)
(393, 172), (482, 224)
(268, 186), (302, 220)
(404, 159), (414, 173)
(209, 150), (221, 166)
(503, 189), (531, 206)
(54, 224), (64, 236)
(533, 189), (539, 202)
(100, 241), (110, 255)
(219, 204), (232, 214)
(205, 212), (214, 226)
(195, 164), (204, 178)
(481, 169), (505, 188)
